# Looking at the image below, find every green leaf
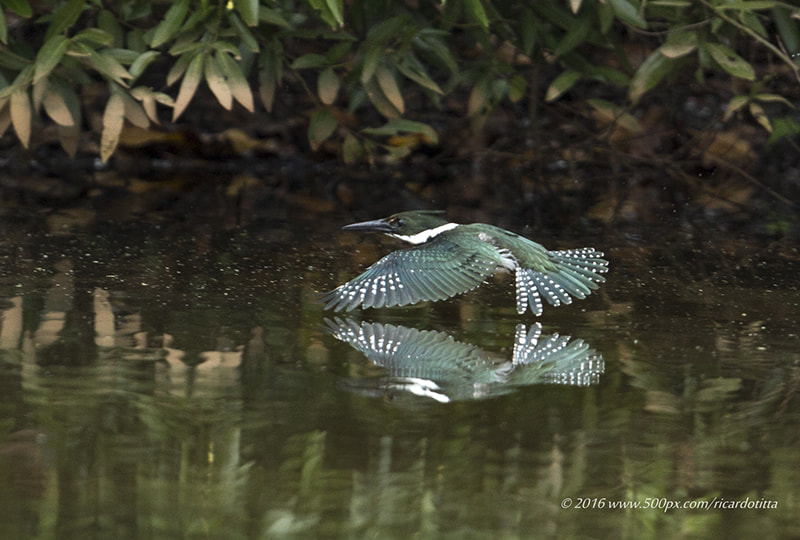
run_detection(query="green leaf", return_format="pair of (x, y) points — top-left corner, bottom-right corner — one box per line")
(0, 9), (7, 44)
(376, 65), (404, 114)
(44, 0), (85, 41)
(325, 0), (345, 27)
(234, 0), (259, 26)
(342, 133), (362, 164)
(291, 54), (327, 70)
(754, 93), (794, 107)
(167, 52), (194, 87)
(705, 42), (755, 80)
(258, 45), (282, 113)
(101, 91), (125, 162)
(172, 52), (204, 121)
(519, 9), (537, 56)
(361, 46), (382, 84)
(217, 51), (254, 112)
(362, 118), (439, 144)
(723, 95), (749, 121)
(318, 67), (339, 105)
(772, 7), (800, 57)
(716, 1), (778, 9)
(4, 0), (32, 17)
(129, 51), (159, 81)
(545, 70), (581, 101)
(43, 86), (74, 126)
(608, 0), (647, 29)
(260, 8), (291, 28)
(121, 90), (150, 128)
(85, 48), (133, 85)
(363, 76), (401, 119)
(465, 0), (489, 29)
(748, 102), (771, 132)
(767, 117), (800, 145)
(308, 108), (338, 151)
(34, 35), (70, 84)
(73, 28), (114, 47)
(151, 0), (189, 48)
(229, 11), (259, 52)
(508, 75), (527, 102)
(658, 31), (697, 59)
(205, 54), (233, 110)
(393, 54), (443, 95)
(553, 13), (591, 57)
(629, 50), (673, 103)
(10, 89), (31, 148)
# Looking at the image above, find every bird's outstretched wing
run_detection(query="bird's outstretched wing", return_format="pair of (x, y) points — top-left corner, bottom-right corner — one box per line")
(515, 247), (609, 315)
(321, 237), (499, 311)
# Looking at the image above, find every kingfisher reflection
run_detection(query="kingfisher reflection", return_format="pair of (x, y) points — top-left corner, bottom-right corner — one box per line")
(324, 318), (604, 402)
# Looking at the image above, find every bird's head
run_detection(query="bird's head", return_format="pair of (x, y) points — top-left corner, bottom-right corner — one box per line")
(342, 210), (455, 245)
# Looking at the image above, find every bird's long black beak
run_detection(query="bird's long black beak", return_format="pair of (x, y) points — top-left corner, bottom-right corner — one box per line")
(342, 218), (393, 233)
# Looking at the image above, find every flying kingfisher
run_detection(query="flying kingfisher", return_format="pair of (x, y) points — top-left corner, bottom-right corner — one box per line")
(321, 210), (609, 315)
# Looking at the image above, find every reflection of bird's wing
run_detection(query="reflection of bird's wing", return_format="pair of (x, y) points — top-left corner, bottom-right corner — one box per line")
(324, 318), (500, 382)
(321, 237), (500, 311)
(509, 324), (604, 387)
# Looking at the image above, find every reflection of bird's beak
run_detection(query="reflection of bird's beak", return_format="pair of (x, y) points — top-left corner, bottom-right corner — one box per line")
(342, 218), (393, 234)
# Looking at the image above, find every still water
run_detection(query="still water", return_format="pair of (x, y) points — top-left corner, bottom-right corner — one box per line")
(1, 204), (799, 539)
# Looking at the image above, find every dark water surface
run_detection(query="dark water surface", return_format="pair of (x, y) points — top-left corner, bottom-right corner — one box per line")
(1, 203), (799, 539)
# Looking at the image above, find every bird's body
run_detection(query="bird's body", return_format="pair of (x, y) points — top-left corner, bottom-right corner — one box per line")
(321, 210), (608, 315)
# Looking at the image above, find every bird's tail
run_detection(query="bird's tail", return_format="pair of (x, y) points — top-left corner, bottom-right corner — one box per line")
(515, 248), (608, 315)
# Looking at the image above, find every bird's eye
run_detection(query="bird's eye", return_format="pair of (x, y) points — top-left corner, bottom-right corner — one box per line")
(395, 218), (405, 227)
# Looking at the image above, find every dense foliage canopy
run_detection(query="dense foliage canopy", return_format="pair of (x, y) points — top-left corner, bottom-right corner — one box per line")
(0, 0), (798, 162)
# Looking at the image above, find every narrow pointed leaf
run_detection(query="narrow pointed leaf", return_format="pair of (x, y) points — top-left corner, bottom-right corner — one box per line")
(342, 133), (362, 163)
(706, 42), (755, 80)
(121, 91), (150, 128)
(43, 87), (75, 126)
(10, 89), (31, 148)
(324, 0), (345, 27)
(101, 92), (125, 162)
(172, 53), (204, 121)
(361, 46), (382, 84)
(151, 0), (189, 48)
(629, 50), (673, 104)
(34, 35), (69, 84)
(376, 65), (404, 114)
(318, 67), (339, 105)
(229, 11), (259, 52)
(723, 95), (748, 121)
(4, 0), (32, 17)
(363, 76), (401, 119)
(658, 31), (697, 58)
(546, 70), (581, 101)
(57, 123), (80, 156)
(749, 102), (771, 132)
(0, 9), (6, 44)
(205, 54), (233, 110)
(44, 0), (85, 41)
(465, 0), (489, 29)
(608, 0), (647, 29)
(129, 51), (159, 80)
(308, 108), (338, 151)
(217, 51), (254, 112)
(235, 0), (259, 26)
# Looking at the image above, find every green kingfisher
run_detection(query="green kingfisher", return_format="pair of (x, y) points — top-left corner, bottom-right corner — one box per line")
(321, 210), (609, 315)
